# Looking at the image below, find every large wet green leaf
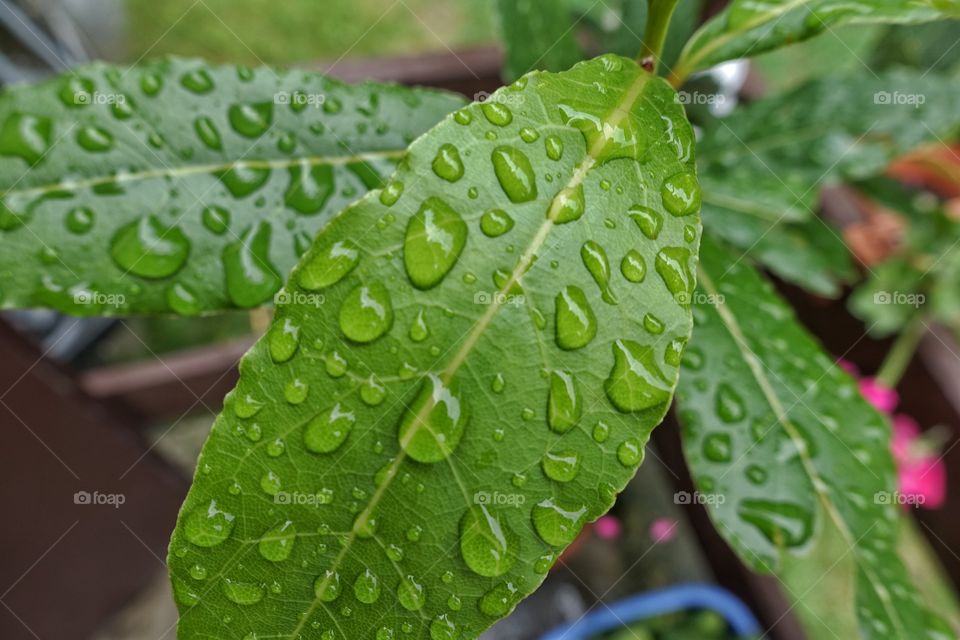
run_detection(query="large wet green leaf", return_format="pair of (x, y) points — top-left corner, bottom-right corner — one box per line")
(672, 0), (959, 80)
(676, 236), (950, 639)
(168, 54), (701, 639)
(697, 68), (959, 296)
(494, 0), (584, 81)
(0, 58), (464, 315)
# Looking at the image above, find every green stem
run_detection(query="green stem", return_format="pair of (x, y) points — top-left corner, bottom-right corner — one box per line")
(876, 312), (928, 388)
(639, 0), (680, 71)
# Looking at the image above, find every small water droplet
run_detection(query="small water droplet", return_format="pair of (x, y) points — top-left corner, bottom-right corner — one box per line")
(617, 438), (642, 466)
(542, 450), (581, 482)
(432, 144), (465, 182)
(222, 578), (264, 605)
(480, 209), (514, 237)
(353, 569), (382, 604)
(716, 383), (746, 423)
(304, 403), (355, 453)
(620, 250), (646, 283)
(315, 570), (341, 602)
(76, 126), (113, 152)
(409, 309), (430, 342)
(545, 135), (563, 161)
(361, 376), (386, 406)
(65, 207), (94, 234)
(229, 102), (273, 138)
(703, 432), (732, 462)
(202, 205), (230, 235)
(481, 102), (512, 127)
(269, 318), (300, 363)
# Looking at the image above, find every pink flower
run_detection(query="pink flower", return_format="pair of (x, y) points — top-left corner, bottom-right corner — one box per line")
(892, 415), (946, 509)
(837, 358), (860, 376)
(859, 377), (899, 413)
(593, 515), (622, 540)
(649, 518), (678, 543)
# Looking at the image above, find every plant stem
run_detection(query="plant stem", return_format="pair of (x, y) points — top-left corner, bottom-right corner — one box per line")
(639, 0), (680, 72)
(876, 312), (928, 388)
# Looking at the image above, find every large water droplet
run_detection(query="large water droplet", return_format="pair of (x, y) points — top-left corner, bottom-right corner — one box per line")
(703, 432), (732, 462)
(628, 205), (662, 240)
(737, 499), (813, 548)
(403, 197), (467, 290)
(0, 113), (52, 164)
(481, 102), (512, 127)
(491, 146), (537, 203)
(661, 171), (701, 218)
(194, 117), (222, 150)
(532, 498), (588, 546)
(547, 370), (581, 434)
(76, 126), (113, 152)
(269, 317), (300, 363)
(314, 570), (341, 602)
(339, 282), (394, 343)
(542, 450), (581, 482)
(304, 403), (356, 453)
(299, 239), (360, 290)
(549, 184), (584, 224)
(555, 285), (596, 350)
(432, 143), (465, 182)
(605, 339), (671, 412)
(716, 383), (746, 423)
(397, 575), (425, 611)
(581, 241), (617, 304)
(222, 578), (264, 605)
(655, 246), (694, 304)
(430, 614), (457, 640)
(459, 505), (516, 577)
(480, 209), (514, 237)
(218, 162), (271, 198)
(353, 569), (382, 604)
(558, 102), (642, 163)
(620, 250), (646, 283)
(223, 222), (281, 307)
(397, 374), (466, 463)
(285, 160), (334, 215)
(479, 581), (520, 618)
(110, 215), (190, 279)
(258, 520), (296, 561)
(184, 499), (235, 547)
(229, 102), (273, 138)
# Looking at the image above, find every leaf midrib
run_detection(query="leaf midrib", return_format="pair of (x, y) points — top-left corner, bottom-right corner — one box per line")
(697, 263), (907, 637)
(0, 150), (405, 200)
(287, 68), (653, 639)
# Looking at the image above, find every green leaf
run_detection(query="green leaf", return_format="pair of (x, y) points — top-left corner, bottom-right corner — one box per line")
(0, 58), (464, 315)
(672, 0), (959, 80)
(676, 236), (945, 639)
(697, 68), (960, 296)
(168, 55), (702, 639)
(494, 0), (584, 81)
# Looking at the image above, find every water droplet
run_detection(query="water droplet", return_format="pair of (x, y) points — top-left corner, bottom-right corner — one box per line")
(353, 569), (381, 604)
(260, 469), (280, 494)
(184, 499), (235, 547)
(404, 197), (467, 290)
(361, 376), (386, 406)
(491, 373), (505, 393)
(593, 421), (610, 443)
(140, 72), (163, 95)
(617, 438), (642, 466)
(181, 69), (214, 93)
(661, 171), (701, 217)
(555, 285), (596, 350)
(491, 146), (537, 203)
(269, 318), (300, 363)
(0, 113), (52, 164)
(737, 499), (813, 548)
(202, 205), (230, 235)
(304, 403), (355, 453)
(234, 393), (263, 418)
(643, 313), (664, 335)
(315, 570), (341, 602)
(222, 578), (264, 605)
(285, 160), (334, 215)
(547, 370), (581, 433)
(703, 432), (732, 462)
(398, 374), (466, 463)
(429, 614), (456, 640)
(628, 205), (662, 239)
(58, 76), (95, 108)
(542, 450), (581, 482)
(545, 135), (564, 161)
(432, 144), (464, 182)
(549, 184), (585, 224)
(223, 222), (281, 307)
(77, 126), (113, 152)
(454, 109), (473, 125)
(459, 505), (516, 577)
(339, 282), (394, 343)
(479, 581), (520, 618)
(481, 102), (512, 126)
(284, 378), (308, 404)
(716, 383), (746, 423)
(189, 564), (207, 580)
(605, 339), (671, 412)
(266, 438), (286, 457)
(620, 250), (646, 283)
(746, 465), (768, 485)
(655, 246), (694, 304)
(65, 207), (94, 234)
(532, 498), (588, 546)
(299, 239), (360, 290)
(558, 102), (642, 163)
(258, 520), (296, 561)
(397, 575), (425, 611)
(409, 309), (430, 342)
(581, 241), (617, 304)
(480, 209), (514, 237)
(110, 215), (189, 279)
(194, 117), (222, 150)
(229, 102), (273, 138)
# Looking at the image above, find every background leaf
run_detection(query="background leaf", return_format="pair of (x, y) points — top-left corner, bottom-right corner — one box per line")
(494, 0), (584, 81)
(697, 68), (959, 296)
(0, 58), (464, 315)
(676, 236), (946, 639)
(672, 0), (958, 80)
(168, 55), (702, 639)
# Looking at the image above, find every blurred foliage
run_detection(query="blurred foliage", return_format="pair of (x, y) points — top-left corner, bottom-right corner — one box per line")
(602, 609), (745, 639)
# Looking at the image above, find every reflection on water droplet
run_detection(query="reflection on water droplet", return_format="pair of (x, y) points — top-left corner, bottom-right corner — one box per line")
(299, 239), (360, 291)
(222, 578), (264, 605)
(491, 146), (537, 203)
(110, 215), (190, 279)
(459, 505), (516, 577)
(339, 282), (394, 343)
(605, 339), (671, 412)
(661, 171), (701, 217)
(547, 370), (581, 433)
(222, 222), (281, 307)
(304, 403), (355, 454)
(184, 499), (235, 547)
(480, 209), (514, 238)
(555, 286), (596, 350)
(403, 197), (468, 290)
(532, 498), (588, 546)
(628, 205), (662, 240)
(432, 144), (465, 182)
(542, 450), (581, 482)
(581, 241), (618, 304)
(398, 374), (466, 463)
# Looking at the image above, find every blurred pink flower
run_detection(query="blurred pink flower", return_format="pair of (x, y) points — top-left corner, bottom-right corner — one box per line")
(594, 515), (622, 540)
(649, 518), (677, 543)
(859, 377), (899, 413)
(892, 415), (946, 509)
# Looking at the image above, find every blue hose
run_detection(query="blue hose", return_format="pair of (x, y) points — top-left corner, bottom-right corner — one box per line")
(540, 583), (762, 640)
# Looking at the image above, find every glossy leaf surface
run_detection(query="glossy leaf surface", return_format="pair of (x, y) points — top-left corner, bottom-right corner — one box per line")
(0, 58), (464, 315)
(168, 55), (701, 639)
(677, 236), (948, 639)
